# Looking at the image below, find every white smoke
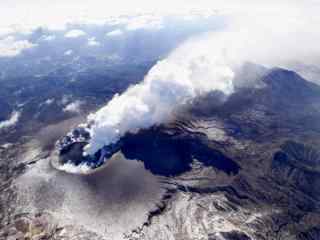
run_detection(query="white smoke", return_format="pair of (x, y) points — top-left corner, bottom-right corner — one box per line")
(57, 161), (92, 174)
(83, 6), (320, 155)
(84, 35), (236, 154)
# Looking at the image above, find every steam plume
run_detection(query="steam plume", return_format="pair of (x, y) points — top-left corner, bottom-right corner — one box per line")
(85, 36), (235, 154)
(84, 11), (320, 155)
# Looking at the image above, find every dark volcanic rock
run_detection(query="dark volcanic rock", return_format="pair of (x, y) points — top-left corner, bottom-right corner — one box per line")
(272, 141), (320, 200)
(298, 227), (320, 240)
(121, 125), (240, 176)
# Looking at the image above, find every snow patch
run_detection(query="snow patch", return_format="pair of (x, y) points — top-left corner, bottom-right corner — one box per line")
(63, 101), (83, 113)
(0, 111), (20, 130)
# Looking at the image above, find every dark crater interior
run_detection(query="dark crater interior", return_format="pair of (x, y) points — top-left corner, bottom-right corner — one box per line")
(121, 126), (240, 176)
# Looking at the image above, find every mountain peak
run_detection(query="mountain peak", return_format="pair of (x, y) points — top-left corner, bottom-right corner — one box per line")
(262, 68), (320, 102)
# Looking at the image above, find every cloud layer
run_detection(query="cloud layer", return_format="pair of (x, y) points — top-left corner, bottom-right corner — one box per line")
(0, 36), (36, 57)
(64, 29), (87, 38)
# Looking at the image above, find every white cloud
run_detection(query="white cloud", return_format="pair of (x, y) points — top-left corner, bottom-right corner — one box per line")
(45, 98), (54, 105)
(126, 15), (164, 31)
(0, 2), (316, 40)
(0, 1), (317, 40)
(41, 35), (56, 41)
(64, 29), (86, 38)
(64, 49), (73, 56)
(88, 37), (100, 46)
(0, 36), (36, 57)
(61, 95), (71, 105)
(63, 100), (83, 113)
(106, 16), (130, 26)
(0, 27), (15, 37)
(0, 25), (34, 37)
(0, 111), (20, 130)
(106, 29), (124, 37)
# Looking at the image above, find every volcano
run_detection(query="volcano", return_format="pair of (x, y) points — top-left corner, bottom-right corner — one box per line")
(2, 65), (320, 239)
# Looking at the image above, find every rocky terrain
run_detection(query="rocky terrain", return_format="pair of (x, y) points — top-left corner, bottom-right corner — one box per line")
(1, 68), (320, 239)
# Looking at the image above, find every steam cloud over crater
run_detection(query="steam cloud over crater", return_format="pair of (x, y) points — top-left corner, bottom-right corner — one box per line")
(84, 37), (235, 154)
(80, 7), (320, 156)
